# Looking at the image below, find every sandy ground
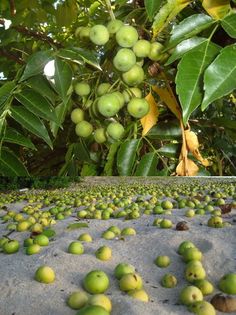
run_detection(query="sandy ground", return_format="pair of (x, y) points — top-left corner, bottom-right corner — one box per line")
(0, 178), (236, 315)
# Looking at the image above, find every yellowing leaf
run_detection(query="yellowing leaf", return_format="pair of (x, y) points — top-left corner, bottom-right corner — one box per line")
(192, 149), (210, 167)
(202, 0), (231, 20)
(176, 158), (199, 176)
(152, 85), (182, 120)
(185, 129), (199, 152)
(141, 92), (159, 137)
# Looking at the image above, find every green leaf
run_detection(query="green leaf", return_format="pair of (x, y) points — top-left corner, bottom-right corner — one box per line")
(0, 147), (29, 176)
(54, 57), (73, 101)
(3, 127), (36, 150)
(69, 47), (102, 70)
(74, 141), (91, 162)
(27, 76), (57, 104)
(15, 89), (58, 122)
(80, 163), (97, 176)
(104, 142), (121, 176)
(144, 0), (162, 21)
(10, 106), (53, 148)
(50, 98), (71, 137)
(167, 14), (215, 49)
(202, 45), (236, 111)
(157, 143), (180, 157)
(221, 13), (236, 38)
(135, 152), (158, 176)
(0, 82), (15, 110)
(147, 121), (181, 140)
(165, 37), (206, 65)
(66, 222), (89, 230)
(20, 51), (52, 82)
(41, 229), (56, 238)
(176, 40), (220, 125)
(117, 139), (140, 176)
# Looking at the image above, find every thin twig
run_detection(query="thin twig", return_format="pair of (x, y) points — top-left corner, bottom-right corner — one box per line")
(0, 48), (24, 64)
(9, 0), (16, 16)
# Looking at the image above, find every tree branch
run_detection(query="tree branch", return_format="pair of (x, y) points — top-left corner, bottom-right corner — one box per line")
(12, 26), (63, 48)
(9, 0), (16, 16)
(0, 48), (24, 64)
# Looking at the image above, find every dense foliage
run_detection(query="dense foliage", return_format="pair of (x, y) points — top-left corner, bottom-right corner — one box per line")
(0, 0), (235, 176)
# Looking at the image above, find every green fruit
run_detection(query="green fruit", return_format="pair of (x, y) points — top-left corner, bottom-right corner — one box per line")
(178, 241), (196, 255)
(89, 25), (109, 45)
(88, 294), (112, 312)
(75, 121), (93, 137)
(218, 273), (236, 294)
(127, 97), (149, 118)
(97, 93), (120, 117)
(207, 216), (223, 228)
(116, 25), (138, 48)
(78, 27), (91, 40)
(97, 83), (111, 96)
(180, 286), (203, 305)
(106, 122), (125, 140)
(83, 270), (110, 294)
(74, 82), (91, 96)
(0, 237), (8, 248)
(76, 305), (110, 315)
(119, 273), (143, 291)
(122, 64), (144, 86)
(128, 289), (149, 302)
(112, 91), (125, 108)
(3, 240), (20, 254)
(148, 42), (164, 61)
(67, 290), (89, 310)
(107, 226), (121, 235)
(34, 265), (55, 284)
(71, 108), (84, 124)
(161, 200), (173, 210)
(155, 255), (171, 268)
(121, 227), (136, 236)
(183, 247), (202, 262)
(185, 264), (206, 283)
(188, 301), (216, 315)
(78, 233), (93, 242)
(102, 230), (116, 240)
(33, 234), (49, 246)
(123, 87), (142, 102)
(107, 19), (123, 34)
(194, 279), (214, 295)
(95, 246), (112, 261)
(114, 263), (136, 280)
(17, 220), (30, 232)
(160, 219), (172, 229)
(185, 209), (195, 217)
(133, 39), (151, 58)
(113, 48), (136, 72)
(94, 128), (107, 144)
(161, 274), (177, 288)
(26, 244), (41, 255)
(68, 241), (84, 255)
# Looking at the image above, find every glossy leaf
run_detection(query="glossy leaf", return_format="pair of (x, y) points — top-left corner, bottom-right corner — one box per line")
(15, 89), (58, 122)
(54, 57), (73, 101)
(202, 45), (236, 110)
(80, 163), (97, 176)
(117, 139), (140, 176)
(152, 0), (191, 38)
(58, 48), (101, 70)
(74, 141), (91, 162)
(104, 142), (121, 176)
(135, 152), (158, 176)
(0, 81), (15, 110)
(202, 0), (230, 20)
(20, 51), (52, 82)
(0, 147), (29, 176)
(141, 92), (159, 136)
(144, 0), (162, 20)
(158, 143), (180, 157)
(27, 75), (57, 104)
(176, 40), (220, 125)
(50, 98), (71, 138)
(41, 229), (56, 238)
(3, 127), (36, 150)
(167, 14), (215, 49)
(221, 13), (236, 38)
(147, 120), (182, 140)
(10, 106), (53, 148)
(165, 37), (206, 65)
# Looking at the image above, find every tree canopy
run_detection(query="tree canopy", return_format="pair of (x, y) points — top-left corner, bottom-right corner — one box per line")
(0, 0), (235, 176)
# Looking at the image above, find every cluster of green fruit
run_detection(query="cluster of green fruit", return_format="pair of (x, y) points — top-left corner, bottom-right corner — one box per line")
(70, 19), (168, 142)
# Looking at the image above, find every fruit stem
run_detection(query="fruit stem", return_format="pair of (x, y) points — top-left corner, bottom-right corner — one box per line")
(105, 0), (116, 20)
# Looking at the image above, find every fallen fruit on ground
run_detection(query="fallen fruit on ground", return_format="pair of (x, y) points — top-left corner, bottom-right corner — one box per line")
(34, 265), (55, 284)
